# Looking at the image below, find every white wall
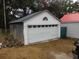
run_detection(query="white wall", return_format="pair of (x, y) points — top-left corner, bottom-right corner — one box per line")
(24, 12), (60, 25)
(61, 23), (79, 38)
(23, 12), (60, 45)
(23, 24), (28, 45)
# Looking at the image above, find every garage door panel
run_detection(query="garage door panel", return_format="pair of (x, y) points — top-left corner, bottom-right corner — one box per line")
(27, 24), (59, 43)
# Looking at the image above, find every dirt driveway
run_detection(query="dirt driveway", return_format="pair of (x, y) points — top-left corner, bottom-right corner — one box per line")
(0, 39), (74, 59)
(49, 51), (73, 59)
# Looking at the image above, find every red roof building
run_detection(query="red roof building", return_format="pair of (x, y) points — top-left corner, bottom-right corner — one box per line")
(61, 13), (79, 23)
(61, 13), (79, 38)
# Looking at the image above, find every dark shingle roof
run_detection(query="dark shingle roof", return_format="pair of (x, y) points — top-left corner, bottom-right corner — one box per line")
(10, 10), (45, 23)
(10, 10), (60, 23)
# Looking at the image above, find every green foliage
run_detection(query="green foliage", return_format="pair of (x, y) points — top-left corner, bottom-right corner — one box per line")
(0, 0), (79, 29)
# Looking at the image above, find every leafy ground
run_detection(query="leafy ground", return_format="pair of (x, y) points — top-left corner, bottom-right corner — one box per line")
(0, 38), (74, 59)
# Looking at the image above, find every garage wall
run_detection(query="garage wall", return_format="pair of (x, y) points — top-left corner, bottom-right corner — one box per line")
(23, 12), (60, 45)
(23, 25), (28, 45)
(10, 23), (24, 43)
(61, 23), (79, 38)
(23, 12), (60, 26)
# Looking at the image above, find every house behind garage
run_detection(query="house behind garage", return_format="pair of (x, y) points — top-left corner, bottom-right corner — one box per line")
(10, 10), (60, 45)
(61, 13), (79, 38)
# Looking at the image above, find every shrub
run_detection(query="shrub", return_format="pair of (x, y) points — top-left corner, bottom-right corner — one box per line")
(2, 35), (23, 48)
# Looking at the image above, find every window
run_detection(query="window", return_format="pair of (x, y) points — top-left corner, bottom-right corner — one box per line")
(52, 25), (54, 27)
(38, 25), (41, 28)
(28, 24), (58, 28)
(28, 25), (32, 28)
(54, 24), (58, 27)
(49, 25), (52, 27)
(51, 24), (58, 27)
(33, 25), (37, 28)
(43, 17), (48, 21)
(42, 25), (44, 27)
(45, 25), (48, 27)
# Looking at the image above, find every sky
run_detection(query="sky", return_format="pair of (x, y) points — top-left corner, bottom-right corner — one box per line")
(73, 0), (77, 3)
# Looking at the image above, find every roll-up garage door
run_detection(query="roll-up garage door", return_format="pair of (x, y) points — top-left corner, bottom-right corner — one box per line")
(27, 24), (59, 43)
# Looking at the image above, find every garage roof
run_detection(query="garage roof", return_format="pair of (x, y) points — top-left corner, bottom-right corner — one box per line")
(10, 10), (60, 23)
(61, 13), (79, 23)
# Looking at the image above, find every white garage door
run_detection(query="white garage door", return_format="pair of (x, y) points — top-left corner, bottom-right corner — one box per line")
(27, 24), (59, 43)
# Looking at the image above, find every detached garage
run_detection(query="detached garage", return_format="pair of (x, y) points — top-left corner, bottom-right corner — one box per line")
(61, 13), (79, 38)
(10, 10), (60, 45)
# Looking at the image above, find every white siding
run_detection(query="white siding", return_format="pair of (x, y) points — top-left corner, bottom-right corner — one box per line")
(23, 25), (28, 45)
(24, 12), (60, 45)
(24, 12), (60, 25)
(62, 23), (79, 38)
